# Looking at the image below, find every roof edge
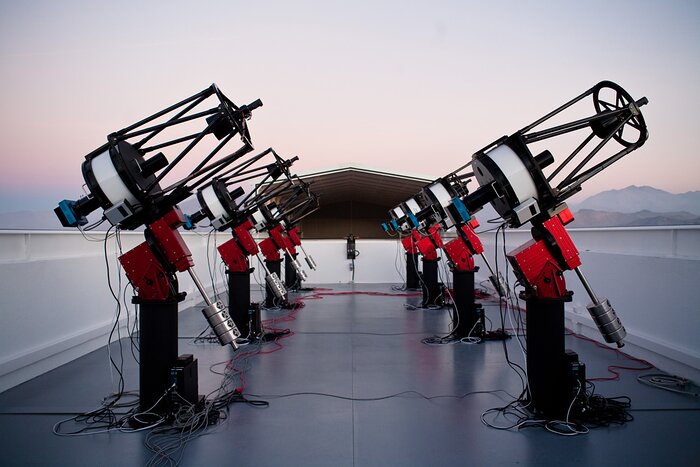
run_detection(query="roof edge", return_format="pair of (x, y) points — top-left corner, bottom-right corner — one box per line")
(296, 166), (432, 184)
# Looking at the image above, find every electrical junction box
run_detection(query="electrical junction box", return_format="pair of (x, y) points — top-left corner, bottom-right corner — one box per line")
(346, 236), (356, 259)
(104, 201), (134, 226)
(512, 197), (540, 226)
(565, 349), (587, 405)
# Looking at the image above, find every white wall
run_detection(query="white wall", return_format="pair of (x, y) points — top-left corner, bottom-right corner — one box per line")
(475, 226), (700, 382)
(299, 238), (420, 284)
(0, 230), (226, 393)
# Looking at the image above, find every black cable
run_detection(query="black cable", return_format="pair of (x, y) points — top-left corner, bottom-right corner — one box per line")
(103, 226), (126, 402)
(54, 227), (136, 437)
(494, 223), (527, 392)
(124, 282), (140, 365)
(83, 217), (106, 231)
(482, 380), (634, 435)
(116, 231), (140, 366)
(9, 404), (700, 416)
(181, 331), (436, 339)
(1, 411), (133, 416)
(245, 388), (516, 403)
(392, 238), (407, 290)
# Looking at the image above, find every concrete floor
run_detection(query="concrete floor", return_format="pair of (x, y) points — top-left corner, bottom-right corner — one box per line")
(1, 283), (699, 466)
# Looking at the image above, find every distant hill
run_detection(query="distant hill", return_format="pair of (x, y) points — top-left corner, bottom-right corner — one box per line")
(470, 186), (700, 228)
(2, 185), (698, 230)
(569, 185), (700, 216)
(566, 185), (700, 227)
(569, 209), (700, 228)
(0, 210), (71, 230)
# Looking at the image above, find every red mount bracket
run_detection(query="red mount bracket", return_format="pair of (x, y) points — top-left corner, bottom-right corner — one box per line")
(259, 238), (280, 262)
(401, 234), (420, 254)
(218, 219), (259, 273)
(444, 222), (484, 272)
(415, 225), (443, 261)
(282, 229), (298, 256)
(119, 207), (194, 301)
(506, 210), (581, 299)
(260, 224), (286, 262)
(287, 226), (302, 248)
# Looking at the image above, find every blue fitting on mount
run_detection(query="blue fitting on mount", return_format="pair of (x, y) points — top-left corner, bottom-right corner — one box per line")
(408, 212), (419, 228)
(390, 219), (399, 230)
(183, 215), (195, 230)
(451, 197), (471, 223)
(381, 223), (389, 232)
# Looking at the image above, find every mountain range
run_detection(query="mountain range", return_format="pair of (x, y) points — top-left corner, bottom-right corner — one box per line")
(566, 185), (700, 227)
(0, 185), (698, 230)
(568, 208), (700, 228)
(568, 185), (700, 216)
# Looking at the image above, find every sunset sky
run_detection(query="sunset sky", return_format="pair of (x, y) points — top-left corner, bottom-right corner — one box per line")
(1, 0), (698, 213)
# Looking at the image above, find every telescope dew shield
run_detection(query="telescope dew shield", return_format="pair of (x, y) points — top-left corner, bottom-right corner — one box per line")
(400, 197), (422, 230)
(390, 206), (403, 220)
(423, 180), (460, 229)
(56, 141), (167, 228)
(196, 179), (245, 230)
(83, 142), (170, 229)
(472, 136), (556, 227)
(85, 145), (139, 208)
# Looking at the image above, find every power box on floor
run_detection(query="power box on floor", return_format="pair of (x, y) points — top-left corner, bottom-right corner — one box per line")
(565, 349), (587, 406)
(171, 354), (199, 405)
(249, 302), (262, 338)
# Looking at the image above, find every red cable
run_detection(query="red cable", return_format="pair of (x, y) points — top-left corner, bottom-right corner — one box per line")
(230, 302), (302, 392)
(233, 287), (653, 393)
(297, 290), (422, 302)
(567, 330), (654, 381)
(478, 289), (655, 381)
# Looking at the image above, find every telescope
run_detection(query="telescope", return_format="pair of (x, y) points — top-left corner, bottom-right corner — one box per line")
(462, 80), (648, 418)
(55, 84), (262, 414)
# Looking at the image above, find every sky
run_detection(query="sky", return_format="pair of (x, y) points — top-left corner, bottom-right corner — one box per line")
(1, 0), (699, 213)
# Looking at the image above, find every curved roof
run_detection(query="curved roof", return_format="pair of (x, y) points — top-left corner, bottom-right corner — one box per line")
(268, 166), (432, 239)
(298, 167), (431, 207)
